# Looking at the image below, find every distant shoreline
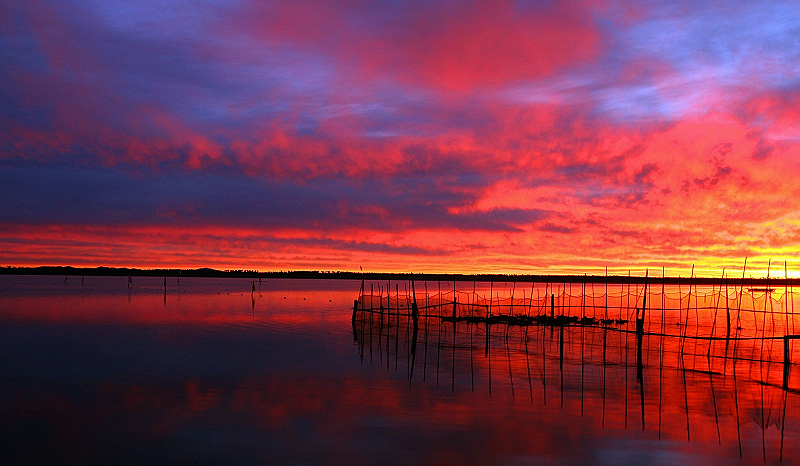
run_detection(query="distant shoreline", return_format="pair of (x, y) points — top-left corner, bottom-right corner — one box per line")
(3, 265), (799, 286)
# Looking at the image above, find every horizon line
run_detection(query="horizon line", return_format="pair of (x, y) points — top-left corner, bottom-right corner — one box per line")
(3, 265), (799, 284)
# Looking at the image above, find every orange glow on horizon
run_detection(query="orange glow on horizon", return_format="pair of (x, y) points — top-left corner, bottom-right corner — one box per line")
(3, 2), (800, 277)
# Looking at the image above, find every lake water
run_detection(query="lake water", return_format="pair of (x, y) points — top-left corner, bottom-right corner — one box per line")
(2, 275), (799, 464)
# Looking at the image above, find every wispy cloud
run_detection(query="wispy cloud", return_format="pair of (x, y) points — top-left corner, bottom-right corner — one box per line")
(2, 0), (800, 274)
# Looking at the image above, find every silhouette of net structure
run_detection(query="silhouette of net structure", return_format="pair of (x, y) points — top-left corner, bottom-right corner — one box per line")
(351, 277), (800, 461)
(353, 277), (800, 370)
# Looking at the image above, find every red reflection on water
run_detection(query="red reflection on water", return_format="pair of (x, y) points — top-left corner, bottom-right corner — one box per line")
(0, 275), (360, 326)
(352, 302), (800, 463)
(2, 276), (800, 463)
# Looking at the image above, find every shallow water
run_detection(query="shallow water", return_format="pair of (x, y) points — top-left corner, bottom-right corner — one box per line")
(1, 275), (799, 464)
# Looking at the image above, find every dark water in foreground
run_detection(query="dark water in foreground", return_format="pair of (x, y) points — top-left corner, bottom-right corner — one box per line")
(2, 275), (799, 464)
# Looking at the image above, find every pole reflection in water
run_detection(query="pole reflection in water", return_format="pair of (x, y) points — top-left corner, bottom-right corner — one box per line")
(5, 275), (800, 464)
(354, 279), (800, 463)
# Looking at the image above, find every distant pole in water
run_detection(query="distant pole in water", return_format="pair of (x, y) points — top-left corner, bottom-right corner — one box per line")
(785, 261), (790, 337)
(411, 275), (419, 330)
(661, 266), (666, 335)
(510, 278), (516, 315)
(709, 269), (725, 346)
(581, 274), (586, 318)
(637, 269), (648, 337)
(453, 280), (457, 319)
(488, 280), (493, 318)
(605, 266), (608, 321)
(725, 273), (731, 340)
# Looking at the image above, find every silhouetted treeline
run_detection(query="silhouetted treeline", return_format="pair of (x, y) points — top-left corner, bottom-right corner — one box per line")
(3, 265), (800, 286)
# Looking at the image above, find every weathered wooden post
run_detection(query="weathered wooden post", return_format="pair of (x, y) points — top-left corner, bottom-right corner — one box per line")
(551, 294), (555, 317)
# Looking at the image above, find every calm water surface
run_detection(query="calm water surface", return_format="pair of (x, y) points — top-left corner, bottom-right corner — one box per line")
(2, 275), (799, 464)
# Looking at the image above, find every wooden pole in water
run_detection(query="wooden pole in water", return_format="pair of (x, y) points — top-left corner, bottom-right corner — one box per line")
(792, 263), (796, 335)
(510, 278), (516, 315)
(569, 281), (573, 317)
(710, 268), (724, 342)
(737, 258), (747, 336)
(488, 280), (493, 318)
(378, 284), (384, 327)
(551, 293), (555, 317)
(786, 261), (790, 336)
(726, 277), (731, 340)
(766, 260), (772, 340)
(438, 281), (442, 317)
(473, 279), (477, 318)
(638, 269), (648, 336)
(452, 280), (457, 319)
(626, 271), (631, 324)
(784, 335), (792, 390)
(681, 266), (693, 355)
(543, 281), (548, 315)
(784, 335), (791, 365)
(605, 266), (609, 321)
(528, 280), (535, 317)
(581, 274), (586, 318)
(661, 266), (666, 335)
(411, 275), (419, 330)
(406, 282), (411, 316)
(360, 277), (365, 311)
(424, 280), (428, 315)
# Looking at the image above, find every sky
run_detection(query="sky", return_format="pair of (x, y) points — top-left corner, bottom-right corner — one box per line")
(2, 0), (800, 276)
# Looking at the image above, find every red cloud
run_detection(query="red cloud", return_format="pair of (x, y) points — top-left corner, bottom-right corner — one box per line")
(228, 0), (602, 91)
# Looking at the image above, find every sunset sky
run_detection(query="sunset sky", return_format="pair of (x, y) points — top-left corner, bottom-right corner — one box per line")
(3, 1), (800, 276)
